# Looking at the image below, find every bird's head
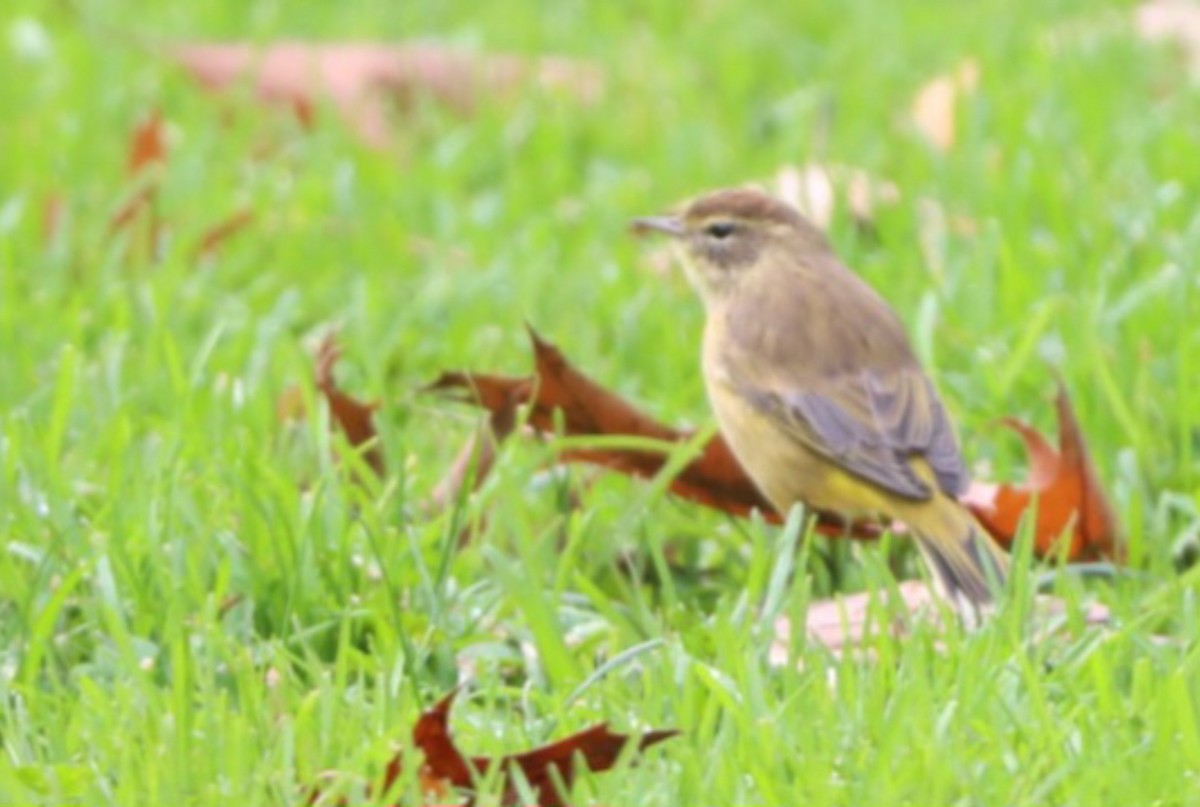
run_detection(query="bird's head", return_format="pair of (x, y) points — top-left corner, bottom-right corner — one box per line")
(632, 187), (830, 305)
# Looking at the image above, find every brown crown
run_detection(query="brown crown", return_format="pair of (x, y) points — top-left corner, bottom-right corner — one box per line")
(684, 188), (805, 228)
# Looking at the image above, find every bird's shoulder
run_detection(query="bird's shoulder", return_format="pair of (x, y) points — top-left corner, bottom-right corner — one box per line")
(719, 253), (919, 385)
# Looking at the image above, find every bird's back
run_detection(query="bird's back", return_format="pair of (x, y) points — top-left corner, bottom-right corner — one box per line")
(720, 248), (920, 387)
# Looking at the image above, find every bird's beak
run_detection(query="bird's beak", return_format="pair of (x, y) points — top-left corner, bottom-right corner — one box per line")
(630, 216), (686, 238)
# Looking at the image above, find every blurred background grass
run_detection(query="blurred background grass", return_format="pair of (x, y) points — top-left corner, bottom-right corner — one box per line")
(1, 0), (1199, 804)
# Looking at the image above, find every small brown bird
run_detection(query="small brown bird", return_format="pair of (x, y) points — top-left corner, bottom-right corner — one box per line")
(634, 188), (1008, 606)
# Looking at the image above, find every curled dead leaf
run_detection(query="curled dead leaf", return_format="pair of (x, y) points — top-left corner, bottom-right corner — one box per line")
(430, 329), (1120, 562)
(772, 163), (900, 233)
(1135, 0), (1200, 77)
(426, 391), (520, 533)
(191, 208), (255, 261)
(280, 333), (385, 477)
(910, 59), (980, 151)
(966, 384), (1120, 561)
(771, 580), (1111, 663)
(314, 334), (385, 476)
(108, 185), (157, 235)
(127, 110), (168, 176)
(427, 328), (881, 540)
(775, 163), (836, 230)
(108, 112), (169, 259)
(413, 689), (677, 807)
(168, 42), (604, 148)
(310, 688), (677, 806)
(40, 193), (66, 248)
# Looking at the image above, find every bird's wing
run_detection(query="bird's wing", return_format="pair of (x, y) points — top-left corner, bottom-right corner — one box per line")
(713, 254), (969, 501)
(735, 366), (969, 501)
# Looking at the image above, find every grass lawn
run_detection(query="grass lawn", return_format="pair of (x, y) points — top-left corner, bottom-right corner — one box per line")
(2, 0), (1199, 803)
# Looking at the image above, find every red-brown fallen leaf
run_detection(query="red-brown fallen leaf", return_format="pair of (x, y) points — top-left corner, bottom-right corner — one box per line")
(427, 328), (880, 541)
(191, 208), (255, 260)
(309, 690), (677, 806)
(109, 113), (168, 253)
(965, 384), (1121, 561)
(314, 334), (385, 476)
(108, 184), (158, 235)
(428, 390), (519, 517)
(107, 184), (164, 263)
(428, 329), (771, 519)
(410, 689), (677, 807)
(430, 330), (1121, 560)
(280, 333), (384, 477)
(127, 110), (168, 176)
(771, 580), (1111, 662)
(41, 193), (65, 247)
(168, 42), (604, 148)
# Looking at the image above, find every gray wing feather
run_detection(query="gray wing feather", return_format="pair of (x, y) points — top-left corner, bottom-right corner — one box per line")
(755, 369), (968, 501)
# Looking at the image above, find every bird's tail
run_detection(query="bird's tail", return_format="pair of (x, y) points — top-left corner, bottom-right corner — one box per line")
(904, 496), (1010, 608)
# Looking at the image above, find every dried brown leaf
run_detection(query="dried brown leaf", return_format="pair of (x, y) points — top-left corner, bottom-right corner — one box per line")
(1135, 0), (1200, 76)
(967, 384), (1121, 561)
(192, 208), (255, 261)
(314, 334), (385, 476)
(127, 110), (168, 176)
(771, 580), (1111, 662)
(428, 329), (880, 539)
(911, 59), (980, 151)
(431, 330), (1120, 561)
(108, 112), (168, 255)
(771, 163), (900, 232)
(310, 689), (677, 806)
(411, 689), (677, 807)
(280, 334), (385, 477)
(427, 397), (519, 517)
(169, 42), (603, 148)
(41, 193), (65, 247)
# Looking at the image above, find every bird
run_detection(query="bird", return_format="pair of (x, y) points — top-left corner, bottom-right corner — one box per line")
(633, 187), (1008, 607)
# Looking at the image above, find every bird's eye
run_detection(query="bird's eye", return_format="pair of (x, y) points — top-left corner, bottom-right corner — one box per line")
(704, 221), (736, 240)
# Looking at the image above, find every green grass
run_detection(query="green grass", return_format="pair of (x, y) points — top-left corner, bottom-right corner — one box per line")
(2, 0), (1199, 804)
